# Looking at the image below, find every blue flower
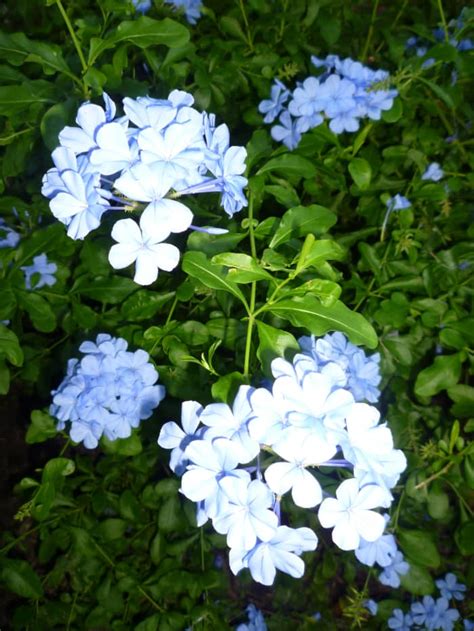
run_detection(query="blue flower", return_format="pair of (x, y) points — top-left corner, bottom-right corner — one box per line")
(378, 551), (409, 587)
(230, 525), (318, 586)
(164, 0), (203, 24)
(21, 253), (57, 290)
(386, 194), (411, 211)
(299, 332), (381, 403)
(271, 111), (301, 150)
(132, 0), (152, 13)
(258, 79), (290, 124)
(365, 599), (378, 616)
(0, 218), (20, 249)
(436, 573), (467, 601)
(388, 608), (413, 630)
(422, 162), (444, 182)
(236, 603), (267, 631)
(50, 334), (165, 448)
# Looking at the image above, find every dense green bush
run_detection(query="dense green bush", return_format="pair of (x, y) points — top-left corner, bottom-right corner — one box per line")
(0, 1), (472, 629)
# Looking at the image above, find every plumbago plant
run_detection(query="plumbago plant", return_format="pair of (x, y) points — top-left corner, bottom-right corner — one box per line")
(0, 1), (473, 630)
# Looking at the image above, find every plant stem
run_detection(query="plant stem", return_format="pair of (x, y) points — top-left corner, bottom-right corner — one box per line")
(243, 194), (257, 380)
(238, 0), (254, 51)
(436, 0), (449, 42)
(54, 0), (88, 74)
(361, 0), (380, 62)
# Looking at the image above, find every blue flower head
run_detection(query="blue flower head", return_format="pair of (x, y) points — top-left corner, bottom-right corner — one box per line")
(436, 573), (467, 601)
(132, 0), (152, 13)
(299, 332), (381, 403)
(422, 162), (444, 182)
(0, 218), (20, 249)
(50, 334), (165, 448)
(21, 253), (57, 290)
(386, 194), (411, 212)
(164, 0), (203, 24)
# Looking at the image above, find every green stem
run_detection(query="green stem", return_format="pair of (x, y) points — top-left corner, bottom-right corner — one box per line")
(54, 0), (88, 74)
(165, 294), (179, 326)
(361, 0), (380, 62)
(238, 0), (254, 51)
(436, 0), (449, 42)
(243, 194), (257, 379)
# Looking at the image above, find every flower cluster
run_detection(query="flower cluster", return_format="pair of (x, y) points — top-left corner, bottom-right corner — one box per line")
(50, 334), (165, 448)
(21, 253), (57, 290)
(406, 10), (473, 72)
(386, 572), (467, 630)
(41, 90), (247, 284)
(259, 55), (398, 149)
(158, 333), (406, 585)
(132, 0), (203, 24)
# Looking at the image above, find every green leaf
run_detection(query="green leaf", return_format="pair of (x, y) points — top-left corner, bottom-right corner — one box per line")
(381, 98), (403, 123)
(212, 253), (274, 284)
(98, 518), (127, 541)
(297, 239), (346, 269)
(219, 16), (247, 43)
(418, 77), (455, 109)
(269, 205), (337, 249)
(0, 358), (10, 395)
(400, 563), (435, 596)
(71, 275), (137, 304)
(447, 385), (474, 417)
(88, 17), (189, 65)
(414, 353), (462, 398)
(26, 410), (58, 444)
(16, 291), (56, 333)
(211, 371), (246, 404)
(455, 521), (474, 555)
(427, 483), (450, 520)
(186, 230), (246, 257)
(0, 559), (43, 600)
(0, 281), (16, 319)
(121, 290), (174, 321)
(348, 157), (372, 190)
(0, 324), (23, 366)
(0, 80), (57, 116)
(40, 101), (73, 151)
(181, 251), (247, 304)
(257, 154), (316, 179)
(102, 433), (143, 456)
(267, 296), (378, 348)
(0, 30), (74, 77)
(256, 320), (299, 375)
(398, 529), (441, 567)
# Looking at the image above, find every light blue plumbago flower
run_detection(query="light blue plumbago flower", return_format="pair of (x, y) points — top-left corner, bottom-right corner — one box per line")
(180, 437), (250, 520)
(21, 253), (57, 290)
(114, 164), (194, 234)
(213, 477), (278, 551)
(264, 429), (335, 508)
(50, 334), (165, 449)
(199, 386), (260, 463)
(386, 194), (411, 211)
(355, 514), (399, 567)
(164, 0), (203, 24)
(230, 525), (318, 586)
(108, 216), (180, 286)
(42, 146), (110, 240)
(378, 550), (409, 587)
(157, 400), (204, 475)
(271, 111), (302, 150)
(0, 218), (20, 249)
(258, 79), (290, 124)
(365, 599), (378, 616)
(132, 0), (152, 13)
(464, 620), (474, 630)
(422, 162), (444, 182)
(436, 572), (467, 601)
(433, 598), (461, 631)
(236, 603), (267, 631)
(318, 478), (386, 551)
(410, 596), (441, 629)
(388, 608), (413, 630)
(299, 332), (382, 403)
(288, 77), (325, 132)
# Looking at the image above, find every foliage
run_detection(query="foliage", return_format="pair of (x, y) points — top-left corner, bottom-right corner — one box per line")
(0, 0), (473, 630)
